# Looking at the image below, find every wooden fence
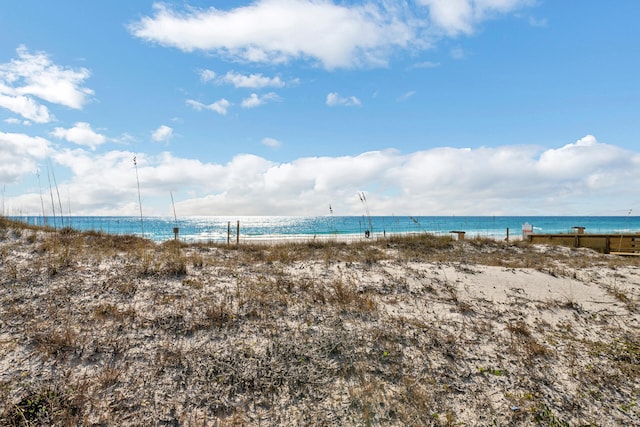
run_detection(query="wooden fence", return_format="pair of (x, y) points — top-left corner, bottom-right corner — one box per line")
(528, 233), (640, 255)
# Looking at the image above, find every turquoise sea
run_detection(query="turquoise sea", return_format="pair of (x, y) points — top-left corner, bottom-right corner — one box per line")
(11, 215), (640, 243)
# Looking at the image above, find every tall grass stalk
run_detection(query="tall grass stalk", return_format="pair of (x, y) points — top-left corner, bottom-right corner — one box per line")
(49, 159), (64, 227)
(36, 170), (47, 225)
(171, 191), (180, 245)
(358, 191), (374, 236)
(133, 155), (144, 237)
(329, 204), (337, 234)
(47, 165), (57, 230)
(171, 191), (178, 228)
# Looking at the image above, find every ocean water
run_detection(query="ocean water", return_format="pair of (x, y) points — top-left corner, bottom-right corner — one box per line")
(11, 215), (640, 243)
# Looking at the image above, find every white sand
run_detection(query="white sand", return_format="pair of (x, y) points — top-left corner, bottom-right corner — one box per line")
(0, 227), (638, 425)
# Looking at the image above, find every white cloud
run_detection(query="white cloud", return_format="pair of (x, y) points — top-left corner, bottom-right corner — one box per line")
(130, 1), (533, 69)
(114, 133), (136, 145)
(199, 69), (216, 82)
(262, 137), (282, 148)
(0, 94), (52, 123)
(420, 0), (474, 35)
(7, 135), (639, 217)
(326, 92), (361, 107)
(129, 0), (415, 69)
(419, 0), (533, 36)
(241, 94), (261, 109)
(149, 136), (640, 215)
(0, 132), (51, 183)
(222, 71), (285, 88)
(200, 69), (285, 88)
(4, 117), (31, 126)
(0, 46), (93, 123)
(536, 135), (626, 181)
(32, 149), (228, 215)
(152, 125), (173, 143)
(241, 92), (280, 108)
(51, 122), (107, 150)
(186, 98), (231, 115)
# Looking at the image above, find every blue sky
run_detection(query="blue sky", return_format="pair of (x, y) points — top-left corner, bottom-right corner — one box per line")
(1, 0), (639, 217)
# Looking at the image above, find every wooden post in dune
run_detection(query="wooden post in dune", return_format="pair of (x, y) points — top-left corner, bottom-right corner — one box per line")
(506, 227), (509, 242)
(237, 220), (240, 245)
(227, 221), (231, 245)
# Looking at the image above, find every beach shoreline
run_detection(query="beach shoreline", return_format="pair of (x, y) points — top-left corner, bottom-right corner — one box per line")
(8, 215), (639, 244)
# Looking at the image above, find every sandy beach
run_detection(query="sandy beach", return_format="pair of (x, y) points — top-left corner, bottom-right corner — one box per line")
(0, 220), (638, 426)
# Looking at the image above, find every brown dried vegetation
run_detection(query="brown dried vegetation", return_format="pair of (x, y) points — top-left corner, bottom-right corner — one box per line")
(0, 218), (639, 425)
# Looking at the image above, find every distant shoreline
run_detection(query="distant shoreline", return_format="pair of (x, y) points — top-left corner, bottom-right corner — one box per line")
(6, 214), (639, 243)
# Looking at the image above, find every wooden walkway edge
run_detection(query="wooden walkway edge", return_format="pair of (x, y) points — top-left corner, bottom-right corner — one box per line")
(528, 233), (640, 254)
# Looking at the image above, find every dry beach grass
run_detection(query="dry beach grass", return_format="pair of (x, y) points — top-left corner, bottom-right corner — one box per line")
(0, 218), (639, 426)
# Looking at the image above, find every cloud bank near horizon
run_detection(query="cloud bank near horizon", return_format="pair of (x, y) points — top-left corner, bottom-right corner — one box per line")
(3, 134), (639, 217)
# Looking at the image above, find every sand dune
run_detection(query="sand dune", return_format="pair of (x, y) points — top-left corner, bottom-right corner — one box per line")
(0, 221), (638, 426)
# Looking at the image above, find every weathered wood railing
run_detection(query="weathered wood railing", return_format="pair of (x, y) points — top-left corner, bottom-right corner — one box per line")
(528, 233), (640, 255)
